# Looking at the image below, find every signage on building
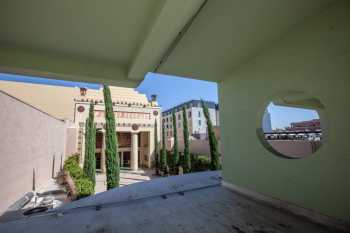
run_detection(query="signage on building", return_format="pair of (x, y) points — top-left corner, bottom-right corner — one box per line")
(94, 110), (150, 119)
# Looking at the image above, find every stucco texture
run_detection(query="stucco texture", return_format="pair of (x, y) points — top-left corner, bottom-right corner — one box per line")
(0, 91), (66, 214)
(220, 1), (350, 222)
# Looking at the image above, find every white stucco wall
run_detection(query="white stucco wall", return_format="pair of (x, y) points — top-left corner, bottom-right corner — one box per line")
(190, 107), (218, 134)
(0, 91), (66, 214)
(262, 110), (272, 133)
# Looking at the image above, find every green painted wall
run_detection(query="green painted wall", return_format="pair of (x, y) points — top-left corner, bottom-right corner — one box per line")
(220, 1), (350, 222)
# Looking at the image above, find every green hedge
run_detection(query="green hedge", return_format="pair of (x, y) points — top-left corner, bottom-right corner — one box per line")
(165, 150), (176, 174)
(75, 178), (94, 198)
(191, 154), (210, 172)
(163, 152), (211, 173)
(64, 154), (94, 199)
(68, 153), (79, 163)
(64, 155), (84, 179)
(63, 154), (79, 171)
(69, 165), (84, 180)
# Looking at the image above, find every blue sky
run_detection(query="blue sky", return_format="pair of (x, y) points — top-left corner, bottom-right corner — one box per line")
(0, 73), (101, 89)
(0, 72), (318, 128)
(137, 73), (218, 111)
(267, 103), (319, 129)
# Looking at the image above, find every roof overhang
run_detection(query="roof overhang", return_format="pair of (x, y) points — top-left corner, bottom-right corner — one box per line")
(0, 0), (334, 86)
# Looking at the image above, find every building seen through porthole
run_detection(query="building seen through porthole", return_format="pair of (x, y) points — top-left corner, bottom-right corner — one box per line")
(261, 100), (323, 158)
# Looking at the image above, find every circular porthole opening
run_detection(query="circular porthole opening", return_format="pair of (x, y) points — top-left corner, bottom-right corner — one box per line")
(258, 95), (324, 159)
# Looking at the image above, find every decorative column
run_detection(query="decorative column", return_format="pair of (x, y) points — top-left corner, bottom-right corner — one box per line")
(131, 132), (138, 171)
(101, 130), (106, 173)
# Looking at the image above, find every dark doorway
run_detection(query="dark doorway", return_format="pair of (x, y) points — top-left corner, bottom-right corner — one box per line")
(123, 151), (131, 168)
(96, 132), (103, 149)
(95, 153), (101, 170)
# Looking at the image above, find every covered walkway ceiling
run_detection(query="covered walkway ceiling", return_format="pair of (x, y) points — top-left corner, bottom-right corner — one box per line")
(0, 0), (333, 86)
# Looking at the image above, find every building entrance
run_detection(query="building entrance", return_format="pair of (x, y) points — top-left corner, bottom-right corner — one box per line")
(95, 152), (102, 171)
(119, 151), (131, 168)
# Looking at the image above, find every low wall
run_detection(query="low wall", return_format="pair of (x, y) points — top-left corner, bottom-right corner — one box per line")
(65, 127), (77, 156)
(182, 139), (210, 155)
(0, 91), (67, 214)
(167, 138), (221, 155)
(268, 140), (322, 158)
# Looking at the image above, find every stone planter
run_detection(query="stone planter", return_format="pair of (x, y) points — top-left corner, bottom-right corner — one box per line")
(57, 170), (77, 201)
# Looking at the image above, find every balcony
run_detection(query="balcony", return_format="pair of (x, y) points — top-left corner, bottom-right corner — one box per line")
(0, 0), (349, 232)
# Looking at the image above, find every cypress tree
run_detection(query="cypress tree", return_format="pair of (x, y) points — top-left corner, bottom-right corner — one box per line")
(160, 123), (167, 173)
(103, 85), (119, 189)
(172, 110), (179, 171)
(84, 117), (90, 174)
(201, 100), (220, 170)
(154, 119), (159, 174)
(83, 102), (96, 186)
(182, 106), (191, 173)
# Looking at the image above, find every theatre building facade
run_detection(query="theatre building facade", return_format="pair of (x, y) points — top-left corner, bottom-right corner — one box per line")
(73, 87), (161, 171)
(0, 81), (161, 172)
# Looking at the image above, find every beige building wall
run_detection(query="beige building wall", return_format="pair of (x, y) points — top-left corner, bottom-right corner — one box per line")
(0, 80), (76, 121)
(65, 127), (78, 156)
(0, 91), (66, 214)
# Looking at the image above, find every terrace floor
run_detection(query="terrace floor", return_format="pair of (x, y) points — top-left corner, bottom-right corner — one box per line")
(0, 171), (342, 233)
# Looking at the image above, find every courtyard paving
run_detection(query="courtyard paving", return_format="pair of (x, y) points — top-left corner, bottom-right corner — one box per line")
(95, 168), (158, 193)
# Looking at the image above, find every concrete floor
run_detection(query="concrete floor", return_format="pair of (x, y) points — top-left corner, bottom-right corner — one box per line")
(0, 172), (343, 233)
(95, 168), (157, 193)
